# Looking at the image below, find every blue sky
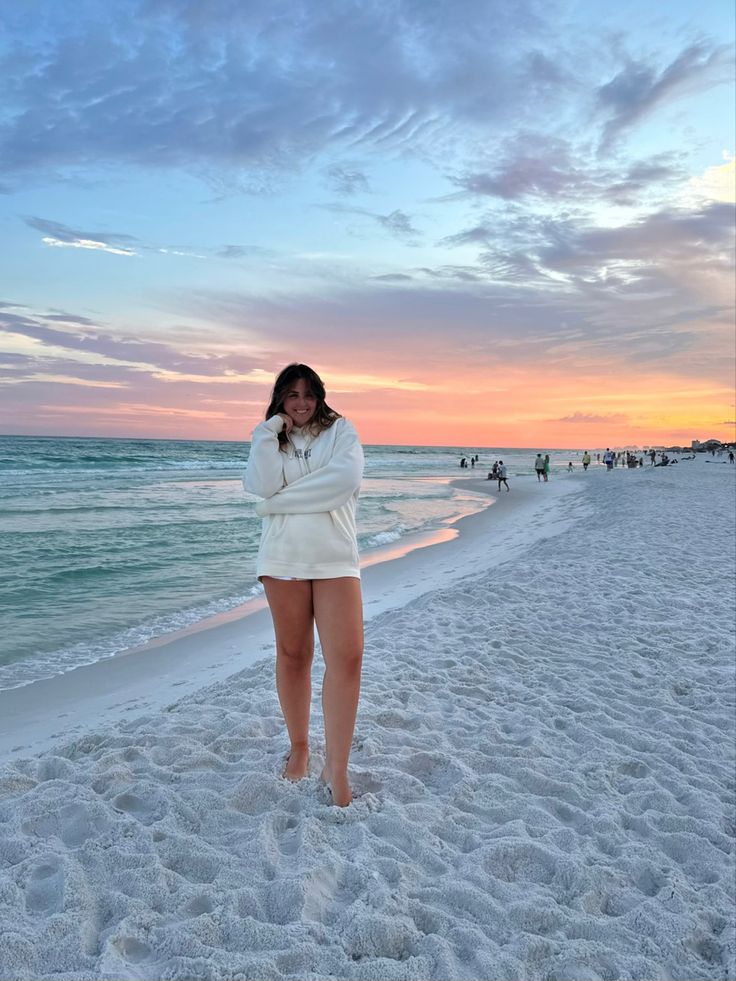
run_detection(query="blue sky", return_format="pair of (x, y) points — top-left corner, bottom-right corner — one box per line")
(1, 0), (734, 445)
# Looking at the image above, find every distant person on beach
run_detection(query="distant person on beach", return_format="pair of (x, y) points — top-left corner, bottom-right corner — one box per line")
(730, 451), (735, 463)
(470, 457), (475, 468)
(460, 457), (466, 468)
(603, 449), (614, 471)
(497, 461), (509, 492)
(543, 454), (550, 481)
(649, 449), (656, 465)
(582, 451), (591, 471)
(567, 461), (573, 472)
(488, 461), (499, 481)
(534, 454), (545, 481)
(243, 363), (364, 807)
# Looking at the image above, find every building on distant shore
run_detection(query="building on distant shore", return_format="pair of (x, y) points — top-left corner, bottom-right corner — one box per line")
(692, 439), (724, 451)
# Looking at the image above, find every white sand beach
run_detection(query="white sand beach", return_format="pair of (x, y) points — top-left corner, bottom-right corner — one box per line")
(0, 459), (734, 980)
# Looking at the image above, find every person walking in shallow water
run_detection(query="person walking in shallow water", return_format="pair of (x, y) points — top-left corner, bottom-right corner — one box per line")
(534, 453), (545, 481)
(243, 363), (364, 807)
(497, 461), (509, 492)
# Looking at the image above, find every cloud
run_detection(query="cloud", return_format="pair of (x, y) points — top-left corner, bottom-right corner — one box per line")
(42, 236), (137, 256)
(687, 156), (736, 205)
(25, 216), (137, 246)
(450, 137), (586, 200)
(4, 373), (130, 389)
(0, 0), (568, 183)
(555, 411), (628, 423)
(215, 244), (277, 259)
(3, 0), (729, 243)
(375, 209), (420, 240)
(0, 305), (268, 380)
(179, 191), (734, 381)
(321, 203), (421, 241)
(439, 224), (493, 248)
(440, 198), (735, 308)
(323, 166), (371, 195)
(415, 266), (484, 282)
(371, 273), (414, 282)
(597, 41), (733, 149)
(25, 215), (139, 255)
(371, 265), (486, 283)
(448, 130), (685, 206)
(601, 157), (685, 206)
(538, 202), (735, 279)
(43, 311), (102, 327)
(24, 216), (266, 264)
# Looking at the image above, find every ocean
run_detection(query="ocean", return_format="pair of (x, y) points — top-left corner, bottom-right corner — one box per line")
(0, 435), (597, 691)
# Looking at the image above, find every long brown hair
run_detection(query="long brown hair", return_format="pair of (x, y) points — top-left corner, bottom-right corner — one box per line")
(265, 363), (341, 450)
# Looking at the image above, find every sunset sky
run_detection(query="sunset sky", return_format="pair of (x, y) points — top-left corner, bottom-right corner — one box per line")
(1, 0), (734, 447)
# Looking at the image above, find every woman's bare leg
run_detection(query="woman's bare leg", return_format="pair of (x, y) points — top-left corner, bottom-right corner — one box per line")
(312, 577), (364, 806)
(262, 577), (315, 780)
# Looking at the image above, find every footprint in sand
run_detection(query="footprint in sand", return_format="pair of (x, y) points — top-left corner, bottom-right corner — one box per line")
(351, 771), (383, 796)
(111, 787), (168, 825)
(635, 865), (667, 897)
(25, 857), (65, 914)
(180, 894), (215, 917)
(162, 848), (220, 884)
(301, 861), (355, 926)
(269, 812), (301, 858)
(111, 935), (152, 963)
(617, 760), (649, 778)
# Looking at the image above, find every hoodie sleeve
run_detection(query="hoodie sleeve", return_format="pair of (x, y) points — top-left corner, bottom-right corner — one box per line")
(255, 418), (363, 515)
(242, 414), (286, 498)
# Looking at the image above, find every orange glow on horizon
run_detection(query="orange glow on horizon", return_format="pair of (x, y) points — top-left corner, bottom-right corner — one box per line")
(21, 360), (734, 449)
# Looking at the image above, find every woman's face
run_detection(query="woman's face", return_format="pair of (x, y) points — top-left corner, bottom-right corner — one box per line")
(281, 378), (318, 427)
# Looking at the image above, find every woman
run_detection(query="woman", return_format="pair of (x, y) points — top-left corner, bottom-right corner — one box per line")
(243, 364), (364, 807)
(543, 454), (550, 481)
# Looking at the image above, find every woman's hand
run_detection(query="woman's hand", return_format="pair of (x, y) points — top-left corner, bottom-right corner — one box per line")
(278, 412), (294, 434)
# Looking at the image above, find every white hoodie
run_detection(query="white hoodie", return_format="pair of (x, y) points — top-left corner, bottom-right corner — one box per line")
(243, 414), (364, 579)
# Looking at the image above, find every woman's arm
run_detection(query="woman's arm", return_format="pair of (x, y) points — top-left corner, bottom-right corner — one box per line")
(255, 419), (363, 515)
(242, 415), (286, 498)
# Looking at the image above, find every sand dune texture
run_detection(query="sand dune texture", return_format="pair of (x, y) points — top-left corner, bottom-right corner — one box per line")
(0, 461), (734, 980)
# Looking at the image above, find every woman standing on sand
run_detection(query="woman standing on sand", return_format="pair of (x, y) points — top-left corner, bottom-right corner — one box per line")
(243, 364), (364, 807)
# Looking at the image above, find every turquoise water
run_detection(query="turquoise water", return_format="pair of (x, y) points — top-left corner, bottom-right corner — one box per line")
(0, 436), (595, 690)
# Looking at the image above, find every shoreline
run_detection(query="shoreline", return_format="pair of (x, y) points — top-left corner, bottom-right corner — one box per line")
(0, 471), (490, 695)
(0, 474), (584, 762)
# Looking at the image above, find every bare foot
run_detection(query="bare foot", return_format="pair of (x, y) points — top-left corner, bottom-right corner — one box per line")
(282, 746), (309, 781)
(320, 765), (352, 807)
